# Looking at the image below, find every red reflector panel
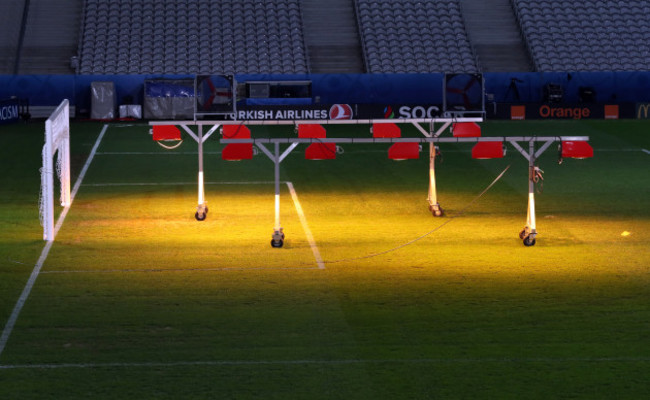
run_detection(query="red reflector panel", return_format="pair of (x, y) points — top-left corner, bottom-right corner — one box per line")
(561, 141), (593, 159)
(452, 122), (481, 137)
(152, 125), (181, 141)
(372, 123), (401, 138)
(388, 142), (419, 160)
(222, 143), (253, 160)
(298, 124), (326, 138)
(223, 124), (251, 138)
(305, 143), (336, 160)
(472, 141), (504, 159)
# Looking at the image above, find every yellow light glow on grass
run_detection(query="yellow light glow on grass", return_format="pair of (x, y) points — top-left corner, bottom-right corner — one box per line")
(621, 231), (631, 237)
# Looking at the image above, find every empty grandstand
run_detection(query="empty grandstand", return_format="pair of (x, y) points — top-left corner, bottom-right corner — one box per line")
(77, 0), (309, 75)
(0, 0), (648, 74)
(357, 0), (479, 73)
(513, 0), (650, 71)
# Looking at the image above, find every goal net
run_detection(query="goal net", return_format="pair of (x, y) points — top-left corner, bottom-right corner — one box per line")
(40, 99), (71, 241)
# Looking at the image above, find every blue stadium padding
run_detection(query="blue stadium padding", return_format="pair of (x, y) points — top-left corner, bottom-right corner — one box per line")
(1, 72), (650, 112)
(145, 80), (194, 97)
(245, 98), (312, 106)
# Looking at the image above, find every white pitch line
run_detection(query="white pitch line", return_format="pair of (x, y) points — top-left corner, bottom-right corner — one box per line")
(0, 240), (53, 356)
(642, 148), (650, 155)
(41, 265), (319, 274)
(286, 181), (325, 270)
(0, 124), (108, 358)
(1, 356), (648, 370)
(594, 148), (649, 153)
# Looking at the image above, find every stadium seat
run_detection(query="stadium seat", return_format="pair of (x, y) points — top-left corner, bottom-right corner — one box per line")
(357, 0), (478, 73)
(78, 0), (309, 74)
(513, 0), (650, 71)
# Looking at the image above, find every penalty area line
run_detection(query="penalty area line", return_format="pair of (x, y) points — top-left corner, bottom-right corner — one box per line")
(286, 182), (325, 270)
(0, 124), (108, 358)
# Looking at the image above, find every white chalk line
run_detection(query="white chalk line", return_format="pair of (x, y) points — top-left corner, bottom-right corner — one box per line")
(286, 182), (325, 270)
(40, 265), (320, 275)
(0, 124), (108, 358)
(642, 148), (650, 155)
(1, 356), (648, 370)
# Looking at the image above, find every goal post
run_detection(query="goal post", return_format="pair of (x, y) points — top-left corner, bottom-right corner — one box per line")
(40, 99), (71, 241)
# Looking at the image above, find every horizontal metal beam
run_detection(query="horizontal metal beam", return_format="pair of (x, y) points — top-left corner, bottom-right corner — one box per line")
(150, 117), (483, 126)
(221, 136), (589, 144)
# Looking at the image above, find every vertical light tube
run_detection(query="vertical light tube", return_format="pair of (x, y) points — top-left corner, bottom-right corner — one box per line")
(428, 142), (437, 205)
(527, 140), (536, 233)
(274, 142), (281, 231)
(527, 192), (536, 232)
(197, 125), (205, 206)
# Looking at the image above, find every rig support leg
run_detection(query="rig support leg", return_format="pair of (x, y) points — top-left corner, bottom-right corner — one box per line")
(271, 142), (284, 247)
(195, 125), (208, 221)
(427, 143), (443, 216)
(520, 140), (537, 246)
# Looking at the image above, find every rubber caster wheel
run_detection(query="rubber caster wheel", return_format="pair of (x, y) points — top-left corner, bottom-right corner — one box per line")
(429, 204), (444, 217)
(271, 239), (284, 248)
(195, 212), (207, 221)
(523, 236), (536, 246)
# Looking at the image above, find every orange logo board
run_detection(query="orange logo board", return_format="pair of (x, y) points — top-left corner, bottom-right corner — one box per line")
(510, 105), (525, 120)
(604, 105), (619, 119)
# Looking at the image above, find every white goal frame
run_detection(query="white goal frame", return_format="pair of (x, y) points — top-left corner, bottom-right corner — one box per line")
(40, 99), (71, 241)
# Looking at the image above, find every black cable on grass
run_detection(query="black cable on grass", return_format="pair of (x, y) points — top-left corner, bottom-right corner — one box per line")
(319, 163), (512, 265)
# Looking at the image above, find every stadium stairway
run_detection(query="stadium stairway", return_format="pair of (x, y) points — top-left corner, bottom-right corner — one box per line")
(0, 1), (26, 74)
(301, 0), (365, 73)
(460, 0), (533, 72)
(16, 0), (82, 74)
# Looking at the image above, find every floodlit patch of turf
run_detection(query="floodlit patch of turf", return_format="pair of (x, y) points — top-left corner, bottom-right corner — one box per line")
(0, 120), (648, 399)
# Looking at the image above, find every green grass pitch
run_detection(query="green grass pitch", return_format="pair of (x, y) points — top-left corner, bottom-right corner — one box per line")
(0, 119), (649, 399)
